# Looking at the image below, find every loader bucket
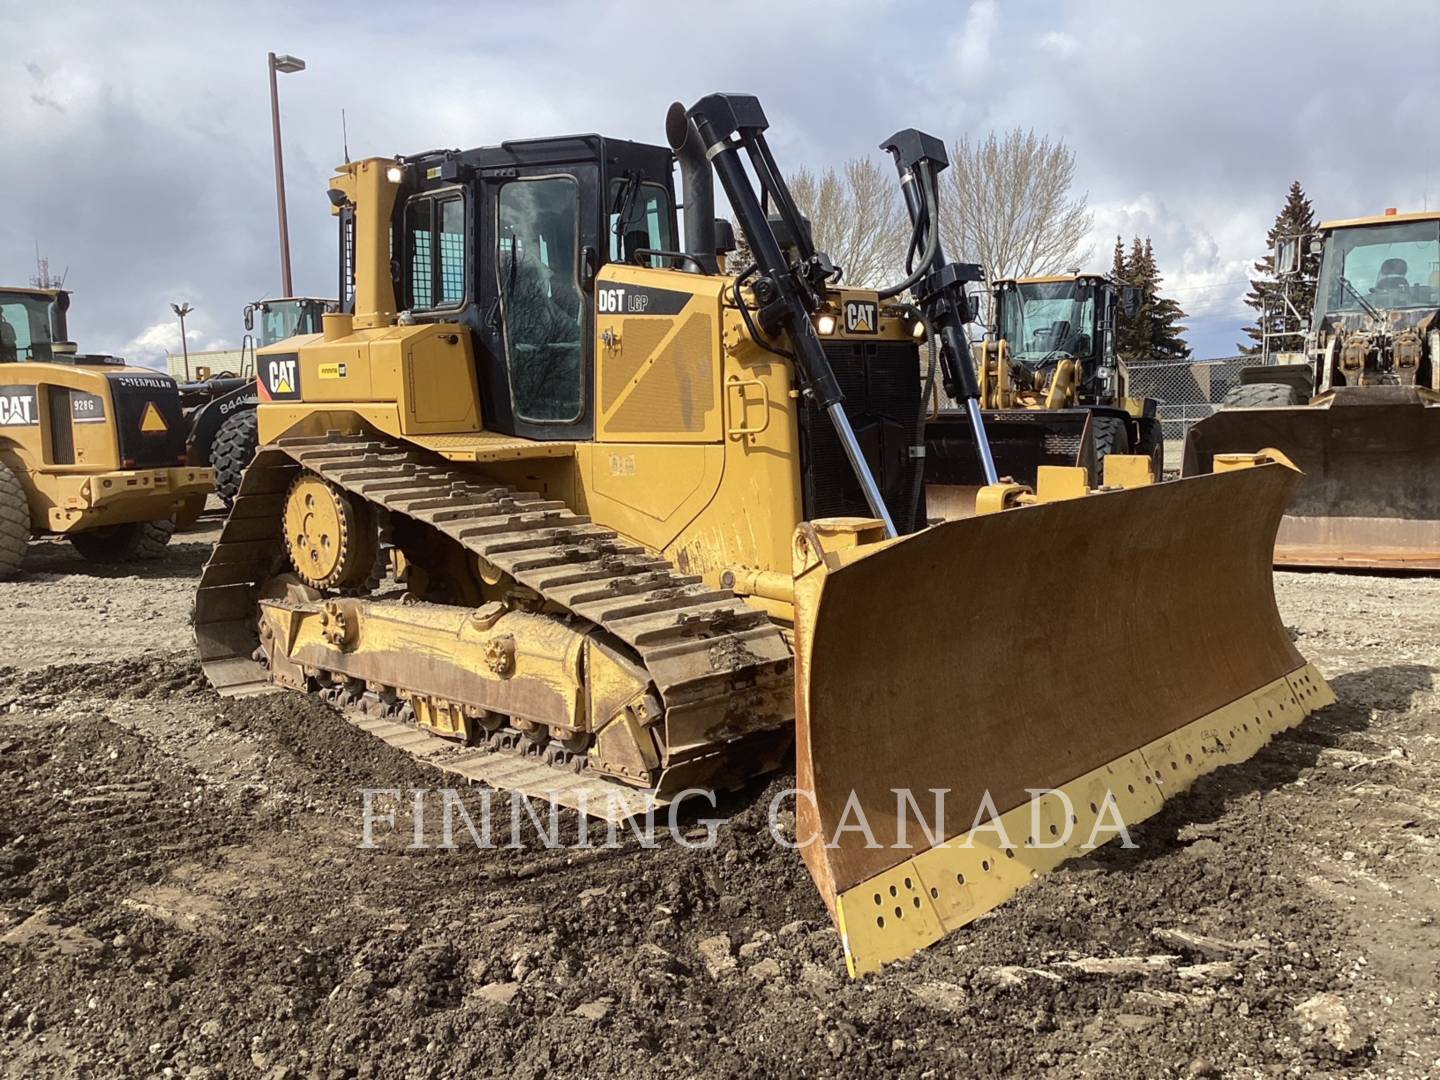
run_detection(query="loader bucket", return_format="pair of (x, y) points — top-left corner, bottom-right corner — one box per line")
(1184, 386), (1440, 570)
(924, 407), (1097, 520)
(790, 461), (1333, 977)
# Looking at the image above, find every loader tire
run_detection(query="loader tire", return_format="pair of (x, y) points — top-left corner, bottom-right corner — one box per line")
(1134, 416), (1165, 477)
(1090, 415), (1130, 477)
(0, 461), (30, 579)
(70, 519), (175, 563)
(212, 409), (259, 507)
(1222, 381), (1301, 408)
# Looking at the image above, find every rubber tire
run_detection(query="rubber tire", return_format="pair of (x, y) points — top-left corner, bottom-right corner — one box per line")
(1133, 416), (1165, 477)
(1223, 382), (1301, 408)
(1090, 415), (1131, 479)
(0, 461), (29, 579)
(212, 409), (259, 507)
(70, 519), (175, 563)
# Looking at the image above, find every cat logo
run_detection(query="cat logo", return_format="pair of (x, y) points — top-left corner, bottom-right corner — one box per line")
(844, 299), (878, 334)
(0, 388), (38, 426)
(271, 360), (295, 394)
(139, 401), (169, 434)
(261, 354), (302, 400)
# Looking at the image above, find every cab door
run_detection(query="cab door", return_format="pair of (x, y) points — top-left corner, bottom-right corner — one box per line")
(474, 165), (600, 441)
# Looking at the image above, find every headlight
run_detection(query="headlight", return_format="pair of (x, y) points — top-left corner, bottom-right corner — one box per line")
(910, 318), (928, 339)
(386, 165), (405, 184)
(816, 313), (837, 335)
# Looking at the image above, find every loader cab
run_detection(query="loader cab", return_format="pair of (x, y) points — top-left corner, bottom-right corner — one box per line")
(992, 274), (1119, 399)
(1313, 214), (1440, 325)
(244, 297), (336, 348)
(0, 287), (68, 364)
(1308, 212), (1440, 390)
(388, 136), (678, 441)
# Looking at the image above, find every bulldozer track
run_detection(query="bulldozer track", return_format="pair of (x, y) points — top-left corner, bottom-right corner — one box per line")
(194, 433), (795, 804)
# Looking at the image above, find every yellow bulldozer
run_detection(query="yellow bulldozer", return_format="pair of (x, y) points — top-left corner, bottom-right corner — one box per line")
(1185, 210), (1440, 569)
(0, 286), (213, 577)
(195, 94), (1332, 976)
(925, 273), (1164, 519)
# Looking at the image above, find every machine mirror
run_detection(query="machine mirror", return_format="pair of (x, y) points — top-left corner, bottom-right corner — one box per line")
(1274, 236), (1302, 276)
(1120, 286), (1142, 317)
(243, 304), (255, 332)
(713, 218), (737, 256)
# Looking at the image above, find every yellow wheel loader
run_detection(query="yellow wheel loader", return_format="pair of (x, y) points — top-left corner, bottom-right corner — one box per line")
(195, 94), (1331, 976)
(0, 286), (213, 577)
(1185, 211), (1440, 569)
(923, 273), (1163, 520)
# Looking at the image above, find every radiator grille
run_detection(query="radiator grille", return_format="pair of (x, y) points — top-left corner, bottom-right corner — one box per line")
(800, 341), (924, 531)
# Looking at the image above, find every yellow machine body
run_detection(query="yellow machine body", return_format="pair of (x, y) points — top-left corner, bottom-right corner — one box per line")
(197, 133), (1329, 979)
(0, 287), (212, 537)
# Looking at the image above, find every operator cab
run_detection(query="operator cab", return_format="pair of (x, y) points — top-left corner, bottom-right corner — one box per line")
(372, 136), (679, 441)
(1314, 216), (1440, 326)
(0, 288), (66, 364)
(991, 274), (1123, 399)
(245, 297), (337, 348)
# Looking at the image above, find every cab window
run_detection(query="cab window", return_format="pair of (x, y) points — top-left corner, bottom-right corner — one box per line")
(497, 176), (583, 422)
(608, 181), (673, 264)
(0, 294), (54, 362)
(405, 191), (466, 311)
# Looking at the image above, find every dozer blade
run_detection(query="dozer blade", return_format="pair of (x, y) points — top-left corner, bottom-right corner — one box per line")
(1184, 386), (1440, 570)
(790, 461), (1334, 977)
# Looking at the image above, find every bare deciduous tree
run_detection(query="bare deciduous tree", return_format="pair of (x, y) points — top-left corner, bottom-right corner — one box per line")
(939, 129), (1093, 289)
(787, 158), (909, 289)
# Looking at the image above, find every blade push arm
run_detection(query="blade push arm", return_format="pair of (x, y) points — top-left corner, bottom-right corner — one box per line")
(682, 93), (900, 537)
(879, 129), (999, 486)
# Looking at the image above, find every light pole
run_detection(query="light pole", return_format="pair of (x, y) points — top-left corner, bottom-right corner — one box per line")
(268, 52), (306, 298)
(170, 302), (194, 379)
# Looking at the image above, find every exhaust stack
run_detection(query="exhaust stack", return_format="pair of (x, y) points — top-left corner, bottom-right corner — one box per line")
(666, 102), (718, 273)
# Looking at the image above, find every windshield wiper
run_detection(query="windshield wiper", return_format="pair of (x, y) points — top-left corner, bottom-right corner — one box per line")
(1339, 275), (1382, 322)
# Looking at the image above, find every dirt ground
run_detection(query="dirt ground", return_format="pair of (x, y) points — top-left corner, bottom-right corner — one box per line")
(1, 523), (1437, 1079)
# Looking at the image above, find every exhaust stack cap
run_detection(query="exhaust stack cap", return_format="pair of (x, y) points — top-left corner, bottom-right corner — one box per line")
(665, 101), (689, 152)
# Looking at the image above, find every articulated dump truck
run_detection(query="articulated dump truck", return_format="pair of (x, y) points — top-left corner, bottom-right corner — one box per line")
(1186, 211), (1440, 569)
(195, 94), (1332, 976)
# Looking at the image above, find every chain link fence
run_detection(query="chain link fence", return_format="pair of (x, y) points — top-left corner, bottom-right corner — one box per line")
(1127, 357), (1251, 442)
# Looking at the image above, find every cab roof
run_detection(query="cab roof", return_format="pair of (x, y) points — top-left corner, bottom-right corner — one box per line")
(993, 273), (1108, 287)
(1319, 209), (1440, 230)
(0, 286), (68, 301)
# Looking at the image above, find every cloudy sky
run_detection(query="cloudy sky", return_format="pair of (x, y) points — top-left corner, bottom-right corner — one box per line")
(4, 0), (1438, 367)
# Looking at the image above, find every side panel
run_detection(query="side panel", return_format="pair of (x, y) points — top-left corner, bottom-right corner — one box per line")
(576, 271), (806, 583)
(256, 324), (481, 438)
(594, 265), (725, 444)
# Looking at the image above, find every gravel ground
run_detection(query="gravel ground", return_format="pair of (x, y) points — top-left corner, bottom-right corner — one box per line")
(0, 532), (1437, 1078)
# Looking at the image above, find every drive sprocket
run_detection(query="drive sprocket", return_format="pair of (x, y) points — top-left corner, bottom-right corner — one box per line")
(283, 471), (378, 590)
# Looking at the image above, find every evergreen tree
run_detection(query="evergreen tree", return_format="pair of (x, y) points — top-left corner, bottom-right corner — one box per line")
(1238, 181), (1318, 354)
(1112, 235), (1190, 362)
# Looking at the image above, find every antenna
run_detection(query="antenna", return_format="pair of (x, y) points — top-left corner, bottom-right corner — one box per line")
(342, 108), (350, 164)
(30, 243), (65, 289)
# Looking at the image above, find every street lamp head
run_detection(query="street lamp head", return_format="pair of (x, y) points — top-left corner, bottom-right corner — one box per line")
(171, 302), (193, 318)
(272, 54), (306, 74)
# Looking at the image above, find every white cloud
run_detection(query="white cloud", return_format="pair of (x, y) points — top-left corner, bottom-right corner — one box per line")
(949, 0), (999, 85)
(5, 0), (1438, 363)
(1038, 31), (1078, 58)
(120, 320), (208, 371)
